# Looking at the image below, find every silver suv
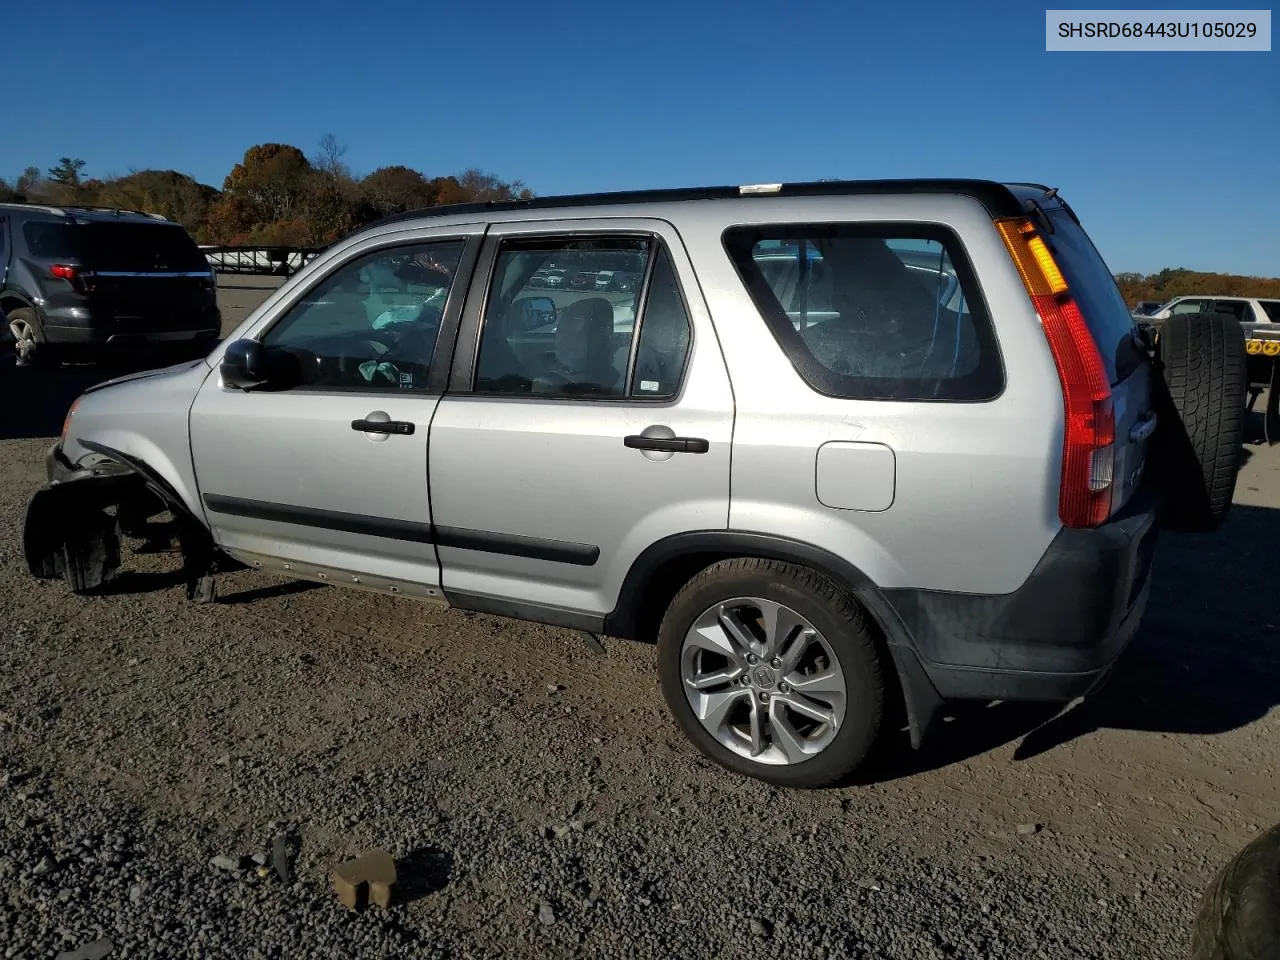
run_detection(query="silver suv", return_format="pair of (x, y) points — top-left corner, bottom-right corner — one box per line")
(23, 179), (1246, 787)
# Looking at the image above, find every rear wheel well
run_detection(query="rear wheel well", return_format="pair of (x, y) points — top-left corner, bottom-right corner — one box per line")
(615, 545), (913, 742)
(624, 550), (736, 645)
(1, 294), (35, 315)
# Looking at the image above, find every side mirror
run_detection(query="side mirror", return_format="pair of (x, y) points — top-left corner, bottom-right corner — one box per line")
(513, 295), (556, 332)
(219, 339), (300, 391)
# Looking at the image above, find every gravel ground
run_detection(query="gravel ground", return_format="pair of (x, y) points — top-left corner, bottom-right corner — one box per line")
(1, 277), (1279, 959)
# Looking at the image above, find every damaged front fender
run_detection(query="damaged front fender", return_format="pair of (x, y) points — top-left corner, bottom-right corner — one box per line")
(24, 471), (140, 590)
(24, 441), (219, 598)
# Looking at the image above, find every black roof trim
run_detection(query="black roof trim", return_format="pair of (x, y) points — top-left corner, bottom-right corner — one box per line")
(369, 178), (1033, 229)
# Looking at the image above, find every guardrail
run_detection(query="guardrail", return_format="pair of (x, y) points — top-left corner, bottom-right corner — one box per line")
(200, 245), (323, 276)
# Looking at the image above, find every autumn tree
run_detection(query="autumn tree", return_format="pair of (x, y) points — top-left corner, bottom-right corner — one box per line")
(222, 143), (312, 223)
(93, 170), (219, 235)
(361, 165), (438, 215)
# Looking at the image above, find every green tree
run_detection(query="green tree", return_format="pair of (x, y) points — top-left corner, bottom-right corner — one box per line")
(47, 157), (87, 188)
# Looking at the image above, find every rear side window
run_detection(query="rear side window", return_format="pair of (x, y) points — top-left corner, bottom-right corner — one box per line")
(723, 224), (1003, 401)
(1039, 206), (1145, 384)
(23, 221), (79, 259)
(1257, 300), (1280, 323)
(81, 222), (208, 272)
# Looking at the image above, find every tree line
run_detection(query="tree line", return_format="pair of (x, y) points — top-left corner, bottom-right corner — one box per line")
(1115, 268), (1280, 307)
(4, 154), (1277, 299)
(0, 135), (533, 247)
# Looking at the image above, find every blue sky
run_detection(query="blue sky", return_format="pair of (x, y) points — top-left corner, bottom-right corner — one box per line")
(4, 0), (1276, 276)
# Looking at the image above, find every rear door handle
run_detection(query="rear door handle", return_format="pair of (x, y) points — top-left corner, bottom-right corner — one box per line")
(352, 418), (415, 436)
(624, 434), (709, 454)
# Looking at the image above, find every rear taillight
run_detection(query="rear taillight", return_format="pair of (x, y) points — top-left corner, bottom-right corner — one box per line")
(996, 217), (1114, 528)
(49, 263), (95, 293)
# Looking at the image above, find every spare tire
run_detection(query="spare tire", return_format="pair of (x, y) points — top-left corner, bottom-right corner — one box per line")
(1151, 310), (1247, 532)
(1191, 820), (1280, 960)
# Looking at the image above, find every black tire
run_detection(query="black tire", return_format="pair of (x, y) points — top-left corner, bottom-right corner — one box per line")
(1191, 821), (1280, 960)
(656, 558), (885, 788)
(1152, 310), (1247, 532)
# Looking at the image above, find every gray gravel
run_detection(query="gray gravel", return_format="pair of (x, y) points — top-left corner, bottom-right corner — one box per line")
(2, 279), (1279, 958)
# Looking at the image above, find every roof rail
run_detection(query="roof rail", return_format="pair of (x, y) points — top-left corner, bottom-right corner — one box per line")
(367, 177), (1028, 229)
(0, 200), (170, 221)
(0, 200), (67, 216)
(62, 204), (171, 220)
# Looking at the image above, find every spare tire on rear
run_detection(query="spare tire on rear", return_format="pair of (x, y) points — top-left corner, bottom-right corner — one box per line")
(1191, 820), (1280, 960)
(1151, 310), (1247, 532)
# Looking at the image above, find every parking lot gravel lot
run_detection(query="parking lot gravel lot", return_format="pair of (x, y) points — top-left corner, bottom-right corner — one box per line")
(2, 276), (1279, 959)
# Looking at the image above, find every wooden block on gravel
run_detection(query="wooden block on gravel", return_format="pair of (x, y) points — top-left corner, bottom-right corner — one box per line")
(332, 849), (397, 910)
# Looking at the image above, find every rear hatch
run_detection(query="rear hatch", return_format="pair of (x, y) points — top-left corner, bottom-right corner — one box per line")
(1008, 187), (1154, 517)
(79, 221), (216, 331)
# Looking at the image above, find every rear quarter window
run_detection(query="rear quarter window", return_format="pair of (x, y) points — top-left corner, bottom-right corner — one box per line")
(22, 221), (80, 259)
(1259, 300), (1280, 323)
(1039, 205), (1145, 384)
(722, 223), (1003, 401)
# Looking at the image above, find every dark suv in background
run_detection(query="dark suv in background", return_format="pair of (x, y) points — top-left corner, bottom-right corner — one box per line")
(0, 202), (220, 367)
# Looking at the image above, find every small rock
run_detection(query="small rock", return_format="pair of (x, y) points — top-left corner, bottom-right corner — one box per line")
(546, 684), (563, 694)
(552, 824), (572, 840)
(1016, 823), (1042, 836)
(251, 852), (269, 867)
(569, 819), (585, 833)
(129, 881), (150, 905)
(210, 855), (245, 872)
(33, 856), (57, 876)
(538, 901), (556, 925)
(751, 917), (774, 938)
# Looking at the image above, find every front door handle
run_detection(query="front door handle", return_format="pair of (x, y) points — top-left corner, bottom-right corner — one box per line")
(352, 418), (415, 436)
(624, 434), (709, 454)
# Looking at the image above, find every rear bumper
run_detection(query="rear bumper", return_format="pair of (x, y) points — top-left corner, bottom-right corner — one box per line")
(883, 482), (1159, 703)
(42, 304), (221, 346)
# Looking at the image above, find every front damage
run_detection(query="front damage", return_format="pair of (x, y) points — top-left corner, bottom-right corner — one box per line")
(24, 442), (224, 602)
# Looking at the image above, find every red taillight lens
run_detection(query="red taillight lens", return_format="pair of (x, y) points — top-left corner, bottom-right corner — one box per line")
(49, 263), (94, 293)
(996, 218), (1114, 528)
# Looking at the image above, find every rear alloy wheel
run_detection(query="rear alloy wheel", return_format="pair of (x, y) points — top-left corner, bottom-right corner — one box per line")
(8, 308), (48, 368)
(657, 558), (885, 788)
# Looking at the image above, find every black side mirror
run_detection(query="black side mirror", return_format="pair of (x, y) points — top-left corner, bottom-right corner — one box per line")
(220, 339), (300, 391)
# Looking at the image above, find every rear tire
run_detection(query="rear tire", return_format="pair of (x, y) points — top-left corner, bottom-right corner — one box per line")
(1152, 311), (1247, 532)
(8, 308), (54, 368)
(656, 558), (885, 788)
(1191, 821), (1280, 960)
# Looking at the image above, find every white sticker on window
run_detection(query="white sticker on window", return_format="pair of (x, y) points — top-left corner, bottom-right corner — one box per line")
(640, 380), (660, 392)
